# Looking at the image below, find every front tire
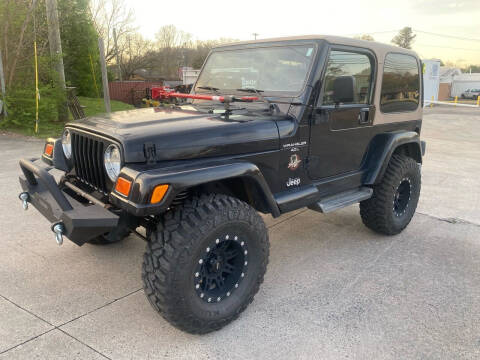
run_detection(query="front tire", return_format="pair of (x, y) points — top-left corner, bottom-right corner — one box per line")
(360, 155), (421, 235)
(142, 194), (269, 334)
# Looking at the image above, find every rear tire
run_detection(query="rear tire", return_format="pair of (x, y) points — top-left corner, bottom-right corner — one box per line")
(142, 194), (269, 334)
(360, 155), (421, 235)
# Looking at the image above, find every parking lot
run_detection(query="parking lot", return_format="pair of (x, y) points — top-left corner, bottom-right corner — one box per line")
(0, 106), (479, 359)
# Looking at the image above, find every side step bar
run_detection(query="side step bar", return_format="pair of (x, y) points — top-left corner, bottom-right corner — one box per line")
(308, 187), (373, 213)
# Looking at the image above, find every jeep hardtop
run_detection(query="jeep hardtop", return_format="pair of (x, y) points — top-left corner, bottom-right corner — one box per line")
(19, 35), (426, 334)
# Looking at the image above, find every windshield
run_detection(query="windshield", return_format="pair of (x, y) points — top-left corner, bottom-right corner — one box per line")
(195, 45), (315, 96)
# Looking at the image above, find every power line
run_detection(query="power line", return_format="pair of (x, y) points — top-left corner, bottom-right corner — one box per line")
(416, 43), (480, 52)
(349, 29), (480, 43)
(413, 29), (480, 43)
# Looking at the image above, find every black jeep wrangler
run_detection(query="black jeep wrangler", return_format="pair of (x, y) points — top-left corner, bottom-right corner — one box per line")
(19, 35), (426, 334)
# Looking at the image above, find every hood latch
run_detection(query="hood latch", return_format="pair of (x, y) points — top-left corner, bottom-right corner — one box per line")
(143, 142), (157, 164)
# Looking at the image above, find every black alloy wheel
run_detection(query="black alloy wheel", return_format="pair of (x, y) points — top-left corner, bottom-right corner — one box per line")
(194, 234), (248, 303)
(393, 178), (412, 217)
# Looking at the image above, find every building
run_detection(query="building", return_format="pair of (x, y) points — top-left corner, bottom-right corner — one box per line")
(439, 67), (462, 100)
(451, 73), (480, 98)
(440, 67), (462, 83)
(438, 67), (480, 99)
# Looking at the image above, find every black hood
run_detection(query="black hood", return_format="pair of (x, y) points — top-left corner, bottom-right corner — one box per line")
(67, 107), (287, 163)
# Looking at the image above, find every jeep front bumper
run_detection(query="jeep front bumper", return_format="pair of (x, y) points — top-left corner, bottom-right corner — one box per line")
(19, 158), (119, 246)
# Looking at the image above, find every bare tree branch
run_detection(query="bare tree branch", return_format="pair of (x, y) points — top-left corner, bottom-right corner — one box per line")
(89, 0), (135, 64)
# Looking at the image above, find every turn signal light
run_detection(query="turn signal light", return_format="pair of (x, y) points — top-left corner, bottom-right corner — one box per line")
(150, 184), (169, 204)
(115, 177), (132, 197)
(44, 143), (54, 157)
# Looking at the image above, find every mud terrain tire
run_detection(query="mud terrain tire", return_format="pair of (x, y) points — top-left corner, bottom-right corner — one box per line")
(142, 194), (269, 334)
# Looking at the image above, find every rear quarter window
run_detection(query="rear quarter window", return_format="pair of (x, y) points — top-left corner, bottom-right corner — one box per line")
(380, 53), (420, 113)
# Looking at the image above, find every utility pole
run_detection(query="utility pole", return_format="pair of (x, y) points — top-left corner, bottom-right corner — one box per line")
(252, 33), (259, 40)
(98, 38), (111, 113)
(0, 48), (7, 117)
(45, 0), (67, 120)
(113, 28), (122, 81)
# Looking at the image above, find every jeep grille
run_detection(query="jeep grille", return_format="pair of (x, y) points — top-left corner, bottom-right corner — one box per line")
(71, 132), (109, 193)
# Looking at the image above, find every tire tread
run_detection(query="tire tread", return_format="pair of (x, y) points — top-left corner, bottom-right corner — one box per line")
(142, 193), (269, 334)
(360, 154), (421, 235)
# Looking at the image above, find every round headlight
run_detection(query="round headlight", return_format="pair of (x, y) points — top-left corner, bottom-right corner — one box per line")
(104, 144), (121, 182)
(62, 129), (72, 159)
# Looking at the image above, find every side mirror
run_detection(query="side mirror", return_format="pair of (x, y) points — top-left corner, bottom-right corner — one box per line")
(333, 76), (355, 104)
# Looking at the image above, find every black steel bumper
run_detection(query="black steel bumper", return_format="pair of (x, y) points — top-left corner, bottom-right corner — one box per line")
(19, 158), (119, 246)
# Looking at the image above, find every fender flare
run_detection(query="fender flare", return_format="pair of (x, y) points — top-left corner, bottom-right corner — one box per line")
(111, 161), (281, 217)
(363, 131), (423, 185)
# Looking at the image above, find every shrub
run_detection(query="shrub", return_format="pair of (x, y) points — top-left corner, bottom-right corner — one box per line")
(2, 85), (66, 129)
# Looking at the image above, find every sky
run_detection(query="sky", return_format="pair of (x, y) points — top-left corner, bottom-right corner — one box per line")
(126, 0), (480, 66)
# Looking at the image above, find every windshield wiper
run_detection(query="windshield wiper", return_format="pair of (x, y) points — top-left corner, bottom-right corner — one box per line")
(236, 88), (270, 105)
(236, 88), (264, 94)
(197, 86), (220, 92)
(237, 88), (304, 107)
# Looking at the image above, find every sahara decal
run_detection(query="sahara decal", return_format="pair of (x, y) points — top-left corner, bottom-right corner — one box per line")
(288, 154), (302, 171)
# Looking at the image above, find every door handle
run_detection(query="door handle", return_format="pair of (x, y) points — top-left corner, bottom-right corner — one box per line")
(358, 108), (370, 124)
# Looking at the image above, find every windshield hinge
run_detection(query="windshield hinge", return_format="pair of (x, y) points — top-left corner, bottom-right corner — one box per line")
(143, 142), (157, 164)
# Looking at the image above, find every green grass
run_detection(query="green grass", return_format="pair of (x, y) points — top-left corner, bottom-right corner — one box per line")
(78, 96), (134, 117)
(0, 97), (135, 139)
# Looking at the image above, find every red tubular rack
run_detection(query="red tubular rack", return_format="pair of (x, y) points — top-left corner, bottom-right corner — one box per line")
(151, 86), (259, 103)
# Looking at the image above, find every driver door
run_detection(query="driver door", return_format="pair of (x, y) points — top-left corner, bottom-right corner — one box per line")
(308, 46), (376, 180)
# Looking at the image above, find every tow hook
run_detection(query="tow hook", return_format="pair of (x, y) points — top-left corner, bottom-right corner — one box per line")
(51, 222), (65, 246)
(19, 192), (30, 210)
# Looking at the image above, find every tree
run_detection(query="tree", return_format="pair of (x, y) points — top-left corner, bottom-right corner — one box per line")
(1, 0), (38, 88)
(461, 64), (480, 73)
(391, 27), (416, 49)
(119, 32), (154, 79)
(0, 0), (98, 127)
(89, 0), (135, 64)
(152, 25), (192, 79)
(59, 0), (100, 96)
(155, 25), (192, 49)
(354, 34), (375, 41)
(0, 0), (65, 128)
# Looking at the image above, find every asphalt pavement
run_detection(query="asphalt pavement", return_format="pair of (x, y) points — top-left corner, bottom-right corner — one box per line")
(0, 106), (479, 359)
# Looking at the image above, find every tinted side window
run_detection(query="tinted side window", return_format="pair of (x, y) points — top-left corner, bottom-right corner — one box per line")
(321, 50), (373, 105)
(381, 53), (420, 113)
